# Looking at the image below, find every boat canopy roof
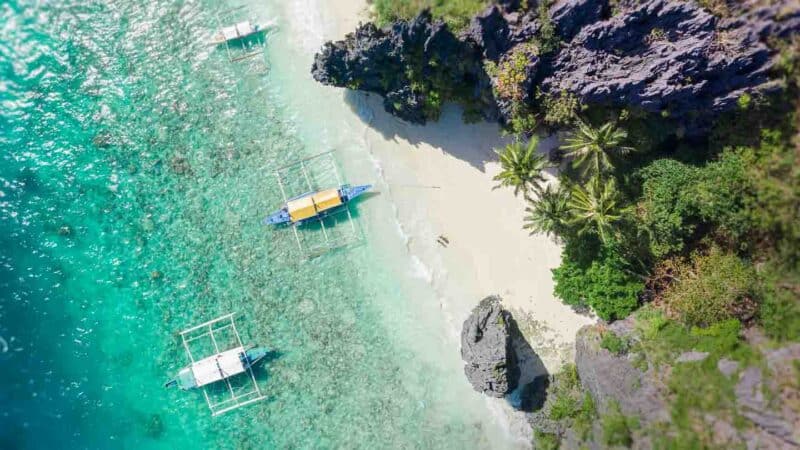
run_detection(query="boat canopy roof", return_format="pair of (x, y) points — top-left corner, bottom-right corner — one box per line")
(191, 346), (246, 387)
(312, 189), (342, 211)
(287, 196), (316, 222)
(221, 21), (253, 40)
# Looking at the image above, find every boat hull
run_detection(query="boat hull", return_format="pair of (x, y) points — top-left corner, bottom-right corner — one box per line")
(165, 346), (270, 390)
(264, 184), (371, 226)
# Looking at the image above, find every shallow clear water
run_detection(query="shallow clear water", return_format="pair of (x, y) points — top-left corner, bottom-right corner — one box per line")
(0, 0), (515, 448)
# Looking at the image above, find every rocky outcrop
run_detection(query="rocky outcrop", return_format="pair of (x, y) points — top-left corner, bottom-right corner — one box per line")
(549, 0), (608, 41)
(735, 344), (800, 448)
(460, 296), (521, 398)
(574, 320), (668, 425)
(311, 11), (495, 124)
(313, 0), (800, 134)
(542, 0), (795, 132)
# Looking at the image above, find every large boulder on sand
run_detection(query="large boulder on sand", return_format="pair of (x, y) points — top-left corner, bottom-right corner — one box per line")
(460, 296), (521, 397)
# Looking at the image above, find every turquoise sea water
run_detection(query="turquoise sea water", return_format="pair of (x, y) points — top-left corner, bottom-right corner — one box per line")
(0, 0), (515, 448)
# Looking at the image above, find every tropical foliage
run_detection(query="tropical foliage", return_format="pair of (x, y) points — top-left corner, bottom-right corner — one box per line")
(663, 248), (759, 327)
(552, 242), (643, 321)
(493, 137), (550, 197)
(567, 177), (624, 243)
(561, 120), (632, 177)
(523, 185), (570, 238)
(372, 0), (489, 30)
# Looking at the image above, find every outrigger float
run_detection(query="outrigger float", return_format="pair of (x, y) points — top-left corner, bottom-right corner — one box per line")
(165, 313), (268, 416)
(264, 184), (371, 226)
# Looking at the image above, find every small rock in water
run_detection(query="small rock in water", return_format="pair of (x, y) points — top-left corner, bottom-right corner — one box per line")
(150, 270), (162, 280)
(92, 131), (113, 148)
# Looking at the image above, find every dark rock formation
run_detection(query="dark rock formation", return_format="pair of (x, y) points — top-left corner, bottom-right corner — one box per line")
(462, 6), (512, 60)
(542, 0), (785, 130)
(549, 0), (608, 41)
(460, 296), (521, 398)
(311, 10), (495, 124)
(312, 0), (800, 135)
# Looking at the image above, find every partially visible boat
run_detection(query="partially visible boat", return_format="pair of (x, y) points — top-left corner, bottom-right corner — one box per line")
(165, 346), (269, 391)
(265, 184), (371, 226)
(208, 20), (276, 46)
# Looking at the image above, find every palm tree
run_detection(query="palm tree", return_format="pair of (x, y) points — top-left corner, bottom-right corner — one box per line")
(568, 177), (623, 243)
(524, 184), (571, 238)
(493, 137), (551, 197)
(561, 119), (632, 177)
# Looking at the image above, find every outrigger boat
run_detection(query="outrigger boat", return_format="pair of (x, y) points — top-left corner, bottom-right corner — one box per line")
(166, 313), (269, 416)
(165, 346), (269, 391)
(208, 19), (276, 46)
(264, 184), (371, 226)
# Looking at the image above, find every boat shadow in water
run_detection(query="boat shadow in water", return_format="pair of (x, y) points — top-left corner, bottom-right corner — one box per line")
(507, 316), (550, 413)
(343, 90), (561, 177)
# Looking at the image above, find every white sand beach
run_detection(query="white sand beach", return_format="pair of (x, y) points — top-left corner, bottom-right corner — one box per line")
(322, 0), (595, 371)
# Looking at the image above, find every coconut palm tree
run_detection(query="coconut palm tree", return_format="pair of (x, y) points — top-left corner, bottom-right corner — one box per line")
(568, 177), (624, 243)
(524, 184), (571, 238)
(561, 119), (633, 177)
(493, 137), (551, 197)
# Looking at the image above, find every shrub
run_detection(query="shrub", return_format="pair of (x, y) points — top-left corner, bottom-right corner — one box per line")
(692, 150), (756, 246)
(664, 248), (758, 326)
(494, 46), (535, 102)
(549, 392), (580, 420)
(600, 331), (628, 355)
(637, 159), (700, 258)
(533, 0), (560, 55)
(601, 401), (635, 447)
(537, 90), (580, 127)
(758, 264), (800, 342)
(372, 0), (490, 31)
(533, 431), (560, 450)
(553, 241), (643, 321)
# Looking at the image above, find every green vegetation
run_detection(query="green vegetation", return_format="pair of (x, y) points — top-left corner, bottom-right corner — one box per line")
(636, 159), (699, 258)
(662, 248), (759, 327)
(630, 308), (765, 448)
(567, 177), (625, 243)
(561, 120), (632, 178)
(371, 0), (490, 30)
(543, 363), (597, 440)
(491, 45), (536, 102)
(600, 330), (628, 355)
(493, 137), (550, 197)
(532, 0), (560, 55)
(533, 430), (560, 450)
(601, 401), (636, 447)
(552, 242), (642, 321)
(524, 185), (570, 238)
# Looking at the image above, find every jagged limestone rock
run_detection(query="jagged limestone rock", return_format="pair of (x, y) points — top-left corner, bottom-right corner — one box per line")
(460, 296), (521, 398)
(312, 0), (799, 133)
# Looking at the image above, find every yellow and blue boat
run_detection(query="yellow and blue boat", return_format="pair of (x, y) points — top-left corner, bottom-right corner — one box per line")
(264, 184), (371, 226)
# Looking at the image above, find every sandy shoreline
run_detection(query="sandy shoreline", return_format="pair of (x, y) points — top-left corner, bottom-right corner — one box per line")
(323, 0), (594, 370)
(278, 0), (596, 443)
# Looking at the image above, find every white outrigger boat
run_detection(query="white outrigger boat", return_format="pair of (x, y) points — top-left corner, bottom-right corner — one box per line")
(208, 19), (276, 46)
(166, 313), (269, 416)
